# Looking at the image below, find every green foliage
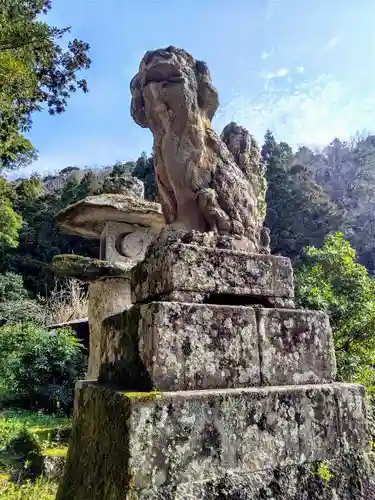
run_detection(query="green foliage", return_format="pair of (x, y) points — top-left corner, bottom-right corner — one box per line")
(0, 178), (21, 247)
(0, 476), (57, 499)
(0, 169), (102, 296)
(316, 460), (334, 482)
(0, 409), (70, 449)
(0, 409), (70, 479)
(0, 323), (84, 412)
(0, 272), (46, 325)
(295, 232), (375, 393)
(262, 130), (341, 261)
(133, 152), (158, 200)
(0, 0), (91, 170)
(295, 134), (375, 273)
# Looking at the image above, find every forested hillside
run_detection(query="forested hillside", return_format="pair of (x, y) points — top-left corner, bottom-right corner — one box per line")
(1, 130), (375, 299)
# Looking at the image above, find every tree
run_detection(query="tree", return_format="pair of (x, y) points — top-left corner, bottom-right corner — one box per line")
(0, 0), (91, 170)
(0, 177), (21, 247)
(262, 130), (341, 261)
(0, 322), (84, 412)
(0, 272), (46, 325)
(133, 152), (158, 200)
(296, 133), (375, 272)
(295, 232), (375, 393)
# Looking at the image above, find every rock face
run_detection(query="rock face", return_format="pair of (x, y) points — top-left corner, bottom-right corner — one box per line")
(130, 47), (269, 254)
(56, 47), (371, 500)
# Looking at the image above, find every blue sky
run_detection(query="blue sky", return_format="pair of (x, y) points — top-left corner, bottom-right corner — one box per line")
(21, 0), (375, 178)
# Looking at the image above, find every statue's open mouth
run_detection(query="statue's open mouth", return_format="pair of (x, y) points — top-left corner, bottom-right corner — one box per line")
(144, 63), (184, 86)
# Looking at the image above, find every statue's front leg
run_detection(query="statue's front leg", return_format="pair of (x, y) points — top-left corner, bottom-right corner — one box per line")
(156, 174), (178, 225)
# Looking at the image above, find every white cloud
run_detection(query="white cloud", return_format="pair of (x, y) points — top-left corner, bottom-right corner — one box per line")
(261, 50), (273, 60)
(214, 74), (375, 149)
(296, 66), (305, 74)
(261, 68), (289, 80)
(324, 35), (342, 51)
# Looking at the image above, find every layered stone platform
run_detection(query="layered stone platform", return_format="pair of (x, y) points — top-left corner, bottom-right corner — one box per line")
(58, 381), (367, 500)
(57, 242), (370, 500)
(99, 302), (336, 391)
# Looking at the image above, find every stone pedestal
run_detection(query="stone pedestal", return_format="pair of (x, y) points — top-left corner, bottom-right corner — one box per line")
(87, 277), (132, 379)
(57, 242), (370, 500)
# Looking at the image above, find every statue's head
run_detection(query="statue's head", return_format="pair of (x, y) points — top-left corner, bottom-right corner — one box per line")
(130, 46), (219, 130)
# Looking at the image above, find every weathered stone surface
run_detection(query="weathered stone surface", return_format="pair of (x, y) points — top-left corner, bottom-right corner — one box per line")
(100, 220), (156, 267)
(88, 278), (132, 379)
(132, 242), (294, 304)
(99, 302), (335, 390)
(56, 193), (164, 239)
(51, 254), (131, 281)
(259, 308), (336, 386)
(56, 382), (368, 500)
(43, 454), (66, 480)
(131, 459), (375, 499)
(130, 46), (269, 253)
(99, 302), (260, 390)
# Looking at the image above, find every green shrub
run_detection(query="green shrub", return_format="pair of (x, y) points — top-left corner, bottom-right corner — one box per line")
(0, 410), (71, 479)
(295, 232), (375, 394)
(0, 273), (47, 326)
(0, 324), (84, 413)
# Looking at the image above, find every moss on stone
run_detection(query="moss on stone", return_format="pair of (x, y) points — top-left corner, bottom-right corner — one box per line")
(122, 390), (161, 401)
(43, 447), (68, 457)
(316, 460), (334, 482)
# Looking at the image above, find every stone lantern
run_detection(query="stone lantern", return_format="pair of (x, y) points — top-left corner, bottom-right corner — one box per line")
(51, 192), (164, 379)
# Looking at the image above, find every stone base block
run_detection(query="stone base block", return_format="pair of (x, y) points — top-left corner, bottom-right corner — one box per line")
(132, 243), (294, 305)
(56, 382), (368, 500)
(126, 460), (375, 499)
(99, 302), (336, 390)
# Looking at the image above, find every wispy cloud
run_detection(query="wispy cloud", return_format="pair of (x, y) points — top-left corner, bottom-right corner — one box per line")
(260, 68), (289, 80)
(261, 50), (273, 60)
(265, 0), (278, 20)
(214, 74), (375, 149)
(296, 66), (305, 74)
(323, 35), (342, 52)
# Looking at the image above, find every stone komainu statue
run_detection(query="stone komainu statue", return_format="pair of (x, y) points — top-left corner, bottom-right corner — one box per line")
(130, 46), (270, 254)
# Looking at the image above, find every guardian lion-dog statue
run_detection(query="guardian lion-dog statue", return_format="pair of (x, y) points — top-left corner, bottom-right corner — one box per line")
(130, 46), (270, 254)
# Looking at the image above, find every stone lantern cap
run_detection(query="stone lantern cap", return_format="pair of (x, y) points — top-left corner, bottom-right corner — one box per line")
(56, 193), (165, 239)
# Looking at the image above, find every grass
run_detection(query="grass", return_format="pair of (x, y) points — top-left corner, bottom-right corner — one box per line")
(0, 409), (71, 449)
(0, 477), (58, 499)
